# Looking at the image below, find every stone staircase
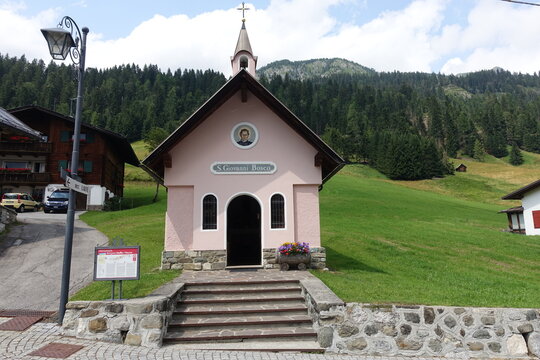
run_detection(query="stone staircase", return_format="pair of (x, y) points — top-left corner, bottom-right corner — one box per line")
(163, 279), (323, 352)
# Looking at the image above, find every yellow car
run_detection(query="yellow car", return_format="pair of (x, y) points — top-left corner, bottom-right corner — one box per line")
(0, 193), (41, 212)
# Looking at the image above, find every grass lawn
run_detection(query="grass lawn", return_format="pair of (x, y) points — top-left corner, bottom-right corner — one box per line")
(73, 152), (540, 307)
(71, 182), (180, 301)
(316, 164), (540, 308)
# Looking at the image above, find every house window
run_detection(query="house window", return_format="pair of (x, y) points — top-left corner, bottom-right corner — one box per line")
(271, 194), (285, 229)
(61, 131), (94, 143)
(4, 161), (28, 169)
(533, 210), (540, 229)
(511, 213), (525, 231)
(202, 195), (217, 230)
(66, 160), (93, 173)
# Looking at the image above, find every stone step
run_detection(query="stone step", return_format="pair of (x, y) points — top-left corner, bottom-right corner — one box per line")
(163, 327), (317, 343)
(184, 279), (300, 288)
(173, 304), (308, 315)
(169, 315), (313, 328)
(181, 288), (301, 300)
(182, 286), (301, 295)
(178, 295), (305, 305)
(164, 340), (324, 353)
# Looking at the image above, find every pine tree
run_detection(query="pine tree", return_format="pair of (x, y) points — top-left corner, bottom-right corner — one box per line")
(509, 143), (524, 166)
(473, 139), (486, 161)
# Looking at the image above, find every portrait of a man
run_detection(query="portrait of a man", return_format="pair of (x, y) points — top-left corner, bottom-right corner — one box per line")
(232, 122), (258, 149)
(237, 128), (252, 146)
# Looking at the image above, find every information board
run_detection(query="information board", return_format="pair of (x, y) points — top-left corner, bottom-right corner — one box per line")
(93, 246), (140, 281)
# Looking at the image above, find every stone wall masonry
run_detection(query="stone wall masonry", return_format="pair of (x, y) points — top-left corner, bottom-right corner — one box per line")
(62, 282), (184, 348)
(161, 247), (326, 270)
(0, 206), (17, 232)
(302, 292), (540, 359)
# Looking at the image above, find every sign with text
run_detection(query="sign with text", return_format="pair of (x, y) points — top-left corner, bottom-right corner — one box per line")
(65, 176), (90, 194)
(93, 246), (140, 281)
(211, 162), (277, 175)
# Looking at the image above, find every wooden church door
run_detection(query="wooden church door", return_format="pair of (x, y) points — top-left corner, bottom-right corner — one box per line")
(226, 195), (261, 266)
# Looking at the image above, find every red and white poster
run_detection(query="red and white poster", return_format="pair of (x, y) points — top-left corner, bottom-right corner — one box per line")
(94, 246), (140, 280)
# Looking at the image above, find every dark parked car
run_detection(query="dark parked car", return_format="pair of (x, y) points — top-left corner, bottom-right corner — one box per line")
(43, 189), (70, 213)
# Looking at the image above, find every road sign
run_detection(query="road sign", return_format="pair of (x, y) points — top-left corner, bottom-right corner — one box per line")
(65, 176), (90, 194)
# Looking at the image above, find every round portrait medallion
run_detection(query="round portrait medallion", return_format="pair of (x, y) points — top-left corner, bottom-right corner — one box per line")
(231, 122), (258, 149)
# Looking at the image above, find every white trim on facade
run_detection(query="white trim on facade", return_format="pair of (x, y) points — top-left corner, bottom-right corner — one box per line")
(224, 192), (264, 266)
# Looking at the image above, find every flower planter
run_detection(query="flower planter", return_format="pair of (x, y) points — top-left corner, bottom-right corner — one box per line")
(278, 254), (311, 271)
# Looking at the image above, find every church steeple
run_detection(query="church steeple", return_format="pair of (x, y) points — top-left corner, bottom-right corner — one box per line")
(231, 3), (257, 76)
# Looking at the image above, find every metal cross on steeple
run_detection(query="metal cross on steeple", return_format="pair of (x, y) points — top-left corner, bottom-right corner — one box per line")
(237, 2), (250, 22)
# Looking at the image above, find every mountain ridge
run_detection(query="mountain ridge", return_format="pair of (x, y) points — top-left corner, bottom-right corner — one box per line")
(257, 58), (375, 80)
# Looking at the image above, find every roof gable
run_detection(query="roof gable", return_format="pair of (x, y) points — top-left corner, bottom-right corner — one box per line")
(142, 69), (344, 183)
(0, 107), (43, 140)
(502, 179), (540, 200)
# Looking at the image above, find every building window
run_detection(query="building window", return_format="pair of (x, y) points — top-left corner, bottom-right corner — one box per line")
(202, 194), (217, 230)
(271, 194), (285, 229)
(3, 161), (28, 170)
(533, 210), (540, 229)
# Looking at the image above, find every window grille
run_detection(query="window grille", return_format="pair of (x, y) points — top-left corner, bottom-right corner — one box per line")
(271, 194), (285, 229)
(203, 195), (217, 230)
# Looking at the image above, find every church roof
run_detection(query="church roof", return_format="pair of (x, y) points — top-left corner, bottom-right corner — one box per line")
(142, 69), (344, 184)
(234, 22), (253, 56)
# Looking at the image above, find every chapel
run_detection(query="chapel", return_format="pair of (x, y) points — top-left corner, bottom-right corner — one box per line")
(142, 14), (344, 270)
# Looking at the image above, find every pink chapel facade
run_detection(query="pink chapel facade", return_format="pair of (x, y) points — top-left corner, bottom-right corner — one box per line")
(142, 22), (344, 270)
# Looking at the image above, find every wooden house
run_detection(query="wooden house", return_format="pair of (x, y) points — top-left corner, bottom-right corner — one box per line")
(455, 163), (467, 172)
(501, 179), (540, 235)
(3, 105), (139, 209)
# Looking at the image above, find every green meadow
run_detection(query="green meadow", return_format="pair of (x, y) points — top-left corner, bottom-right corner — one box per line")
(75, 152), (540, 307)
(317, 164), (540, 308)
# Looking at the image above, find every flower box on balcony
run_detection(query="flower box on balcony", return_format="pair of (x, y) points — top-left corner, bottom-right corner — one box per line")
(0, 168), (31, 173)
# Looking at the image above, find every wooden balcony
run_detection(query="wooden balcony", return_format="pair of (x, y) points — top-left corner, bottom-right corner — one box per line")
(0, 141), (52, 154)
(0, 172), (51, 185)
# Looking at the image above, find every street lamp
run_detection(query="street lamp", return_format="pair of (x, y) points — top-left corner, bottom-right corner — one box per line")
(41, 16), (89, 324)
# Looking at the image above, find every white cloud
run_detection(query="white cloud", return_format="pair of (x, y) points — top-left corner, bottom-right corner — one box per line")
(315, 0), (448, 72)
(2, 0), (540, 75)
(439, 0), (540, 74)
(0, 5), (60, 62)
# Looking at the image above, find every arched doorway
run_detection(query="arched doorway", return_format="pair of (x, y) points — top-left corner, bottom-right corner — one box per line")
(227, 195), (261, 266)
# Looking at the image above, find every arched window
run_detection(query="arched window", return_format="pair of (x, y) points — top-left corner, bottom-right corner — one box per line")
(270, 194), (285, 229)
(202, 195), (217, 230)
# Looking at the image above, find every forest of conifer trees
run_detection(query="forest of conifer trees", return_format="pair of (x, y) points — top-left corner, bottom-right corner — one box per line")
(1, 53), (540, 180)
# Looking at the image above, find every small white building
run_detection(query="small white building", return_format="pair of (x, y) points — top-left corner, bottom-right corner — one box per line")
(501, 179), (540, 235)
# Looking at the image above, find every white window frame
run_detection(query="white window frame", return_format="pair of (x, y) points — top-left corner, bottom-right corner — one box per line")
(269, 192), (287, 230)
(201, 193), (218, 231)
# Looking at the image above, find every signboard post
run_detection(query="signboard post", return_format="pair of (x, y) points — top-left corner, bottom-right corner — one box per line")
(65, 175), (90, 194)
(93, 238), (140, 300)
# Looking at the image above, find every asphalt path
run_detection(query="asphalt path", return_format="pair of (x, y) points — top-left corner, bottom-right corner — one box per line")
(0, 210), (108, 311)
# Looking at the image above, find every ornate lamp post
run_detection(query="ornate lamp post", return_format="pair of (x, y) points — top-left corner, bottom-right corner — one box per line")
(41, 17), (89, 324)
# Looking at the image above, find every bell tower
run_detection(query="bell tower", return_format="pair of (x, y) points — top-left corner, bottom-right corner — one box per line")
(231, 2), (257, 76)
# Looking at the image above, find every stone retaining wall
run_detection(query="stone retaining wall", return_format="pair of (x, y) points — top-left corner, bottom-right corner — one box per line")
(161, 247), (326, 270)
(305, 299), (540, 358)
(0, 205), (17, 233)
(62, 283), (183, 348)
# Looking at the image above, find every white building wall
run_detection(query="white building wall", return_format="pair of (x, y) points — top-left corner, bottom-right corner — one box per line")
(522, 187), (540, 235)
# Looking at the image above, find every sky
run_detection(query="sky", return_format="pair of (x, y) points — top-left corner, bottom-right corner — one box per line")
(1, 0), (540, 76)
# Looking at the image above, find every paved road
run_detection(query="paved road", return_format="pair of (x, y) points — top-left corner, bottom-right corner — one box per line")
(0, 211), (108, 311)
